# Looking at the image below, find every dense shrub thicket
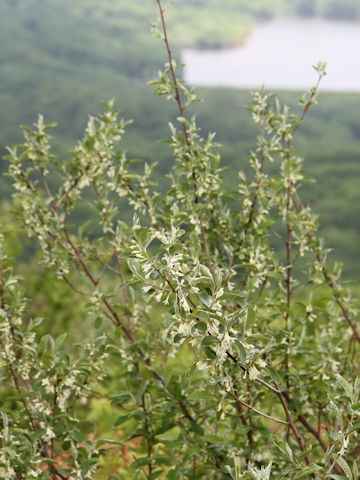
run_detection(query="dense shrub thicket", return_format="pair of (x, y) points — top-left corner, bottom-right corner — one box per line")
(1, 2), (359, 479)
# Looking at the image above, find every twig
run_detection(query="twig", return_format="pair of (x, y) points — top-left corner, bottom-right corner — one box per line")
(62, 275), (91, 296)
(227, 389), (289, 426)
(156, 0), (213, 273)
(275, 384), (312, 468)
(156, 0), (189, 144)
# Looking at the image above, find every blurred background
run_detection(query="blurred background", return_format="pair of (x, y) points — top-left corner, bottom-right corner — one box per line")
(1, 0), (360, 278)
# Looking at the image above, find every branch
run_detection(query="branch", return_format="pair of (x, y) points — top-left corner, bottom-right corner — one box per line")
(227, 389), (289, 426)
(156, 0), (213, 273)
(295, 197), (360, 343)
(62, 275), (91, 296)
(275, 384), (312, 468)
(291, 72), (324, 137)
(156, 0), (189, 145)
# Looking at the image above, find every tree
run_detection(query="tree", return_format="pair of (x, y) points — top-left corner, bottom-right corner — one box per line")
(1, 1), (359, 479)
(321, 0), (360, 20)
(295, 0), (316, 17)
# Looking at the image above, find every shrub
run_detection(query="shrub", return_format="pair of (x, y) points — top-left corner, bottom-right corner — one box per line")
(1, 1), (359, 479)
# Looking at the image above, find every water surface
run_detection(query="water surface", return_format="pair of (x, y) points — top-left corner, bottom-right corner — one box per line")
(183, 18), (360, 91)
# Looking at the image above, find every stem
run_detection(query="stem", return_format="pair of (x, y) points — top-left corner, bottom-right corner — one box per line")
(297, 414), (327, 452)
(0, 337), (37, 432)
(62, 275), (91, 296)
(39, 166), (135, 340)
(63, 228), (134, 341)
(238, 118), (267, 258)
(246, 120), (267, 229)
(291, 72), (323, 137)
(156, 0), (212, 273)
(111, 231), (134, 332)
(295, 198), (360, 343)
(156, 0), (189, 145)
(275, 384), (312, 467)
(284, 139), (293, 392)
(141, 394), (153, 478)
(230, 382), (254, 449)
(227, 389), (288, 426)
(226, 350), (312, 469)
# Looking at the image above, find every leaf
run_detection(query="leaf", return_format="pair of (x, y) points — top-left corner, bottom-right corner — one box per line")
(203, 434), (225, 444)
(234, 340), (246, 364)
(266, 366), (282, 386)
(201, 336), (218, 347)
(189, 422), (204, 435)
(94, 317), (102, 329)
(54, 332), (67, 348)
(127, 258), (142, 277)
(336, 374), (353, 398)
(198, 291), (211, 307)
(188, 390), (213, 401)
(272, 435), (293, 462)
(336, 457), (353, 480)
(131, 457), (152, 468)
(247, 307), (256, 326)
(38, 458), (58, 464)
(1, 412), (9, 428)
(134, 227), (149, 244)
(295, 465), (321, 478)
(349, 421), (360, 434)
(173, 333), (183, 343)
(58, 469), (73, 476)
(114, 413), (135, 426)
(171, 382), (182, 399)
(150, 471), (164, 480)
(204, 346), (217, 360)
(352, 460), (359, 480)
(195, 320), (207, 332)
(38, 334), (55, 355)
(128, 428), (150, 440)
(111, 392), (133, 406)
(167, 469), (179, 480)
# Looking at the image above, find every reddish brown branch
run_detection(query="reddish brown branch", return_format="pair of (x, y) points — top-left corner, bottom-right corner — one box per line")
(63, 229), (134, 341)
(227, 389), (288, 426)
(0, 337), (37, 432)
(156, 0), (189, 145)
(275, 385), (312, 467)
(295, 198), (360, 343)
(62, 275), (91, 296)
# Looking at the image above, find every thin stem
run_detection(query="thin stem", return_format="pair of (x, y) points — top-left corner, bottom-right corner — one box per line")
(283, 140), (293, 391)
(62, 275), (91, 296)
(291, 73), (323, 137)
(238, 118), (267, 254)
(295, 198), (360, 343)
(227, 389), (289, 426)
(63, 229), (134, 341)
(110, 232), (134, 332)
(226, 347), (312, 469)
(297, 414), (327, 452)
(275, 384), (312, 468)
(156, 0), (189, 144)
(0, 337), (37, 432)
(141, 394), (153, 478)
(156, 0), (213, 273)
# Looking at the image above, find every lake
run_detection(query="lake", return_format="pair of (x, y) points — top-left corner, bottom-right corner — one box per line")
(182, 18), (360, 91)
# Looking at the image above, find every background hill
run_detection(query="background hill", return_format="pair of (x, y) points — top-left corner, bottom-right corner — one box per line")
(1, 0), (360, 276)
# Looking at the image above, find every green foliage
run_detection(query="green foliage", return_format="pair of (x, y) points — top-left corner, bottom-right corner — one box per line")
(1, 0), (360, 276)
(1, 2), (360, 479)
(0, 232), (109, 479)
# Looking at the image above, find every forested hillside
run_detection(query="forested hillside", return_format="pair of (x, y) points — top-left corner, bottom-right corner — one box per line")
(1, 0), (360, 275)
